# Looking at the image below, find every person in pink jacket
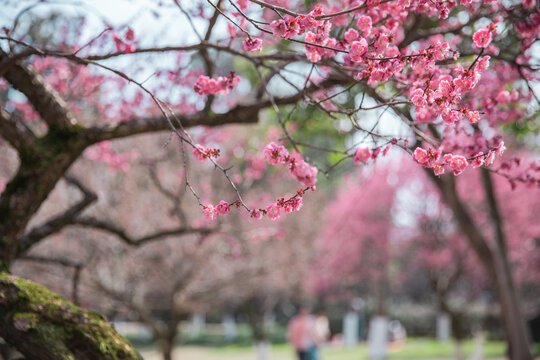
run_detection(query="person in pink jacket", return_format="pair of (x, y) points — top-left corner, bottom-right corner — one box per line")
(287, 308), (318, 360)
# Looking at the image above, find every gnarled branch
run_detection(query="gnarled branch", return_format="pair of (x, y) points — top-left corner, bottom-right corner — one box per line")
(18, 175), (98, 255)
(0, 49), (79, 130)
(0, 107), (37, 156)
(72, 217), (214, 246)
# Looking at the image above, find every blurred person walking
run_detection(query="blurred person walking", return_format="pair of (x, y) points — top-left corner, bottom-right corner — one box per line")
(287, 308), (318, 360)
(311, 309), (330, 360)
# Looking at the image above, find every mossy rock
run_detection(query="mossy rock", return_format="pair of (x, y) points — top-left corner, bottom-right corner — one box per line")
(0, 273), (142, 360)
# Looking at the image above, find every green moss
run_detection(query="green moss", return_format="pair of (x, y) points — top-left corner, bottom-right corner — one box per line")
(13, 312), (39, 330)
(0, 273), (142, 359)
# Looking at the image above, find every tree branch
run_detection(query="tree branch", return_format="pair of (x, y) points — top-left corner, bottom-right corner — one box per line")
(81, 80), (344, 144)
(18, 175), (97, 255)
(0, 106), (37, 156)
(92, 279), (164, 339)
(0, 50), (79, 130)
(425, 171), (493, 267)
(481, 168), (507, 254)
(72, 217), (214, 246)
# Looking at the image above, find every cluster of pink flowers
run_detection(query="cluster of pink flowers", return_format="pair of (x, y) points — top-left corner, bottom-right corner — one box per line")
(202, 187), (310, 221)
(242, 37), (263, 52)
(112, 28), (135, 53)
(413, 142), (506, 176)
(304, 23), (337, 63)
(258, 187), (308, 221)
(193, 71), (241, 96)
(409, 52), (491, 124)
(271, 5), (325, 39)
(353, 141), (396, 165)
(203, 200), (234, 220)
(200, 143), (317, 221)
(349, 38), (368, 62)
(262, 195), (304, 221)
(85, 140), (139, 172)
(192, 144), (221, 161)
(263, 142), (318, 187)
(271, 16), (301, 39)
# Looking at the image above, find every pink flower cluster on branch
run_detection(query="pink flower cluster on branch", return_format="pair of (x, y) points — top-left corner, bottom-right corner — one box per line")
(200, 143), (317, 221)
(242, 37), (263, 52)
(192, 144), (221, 161)
(414, 141), (506, 176)
(193, 72), (241, 96)
(263, 142), (318, 187)
(262, 191), (304, 221)
(353, 140), (397, 165)
(408, 52), (491, 124)
(472, 23), (497, 49)
(203, 200), (233, 220)
(202, 187), (312, 221)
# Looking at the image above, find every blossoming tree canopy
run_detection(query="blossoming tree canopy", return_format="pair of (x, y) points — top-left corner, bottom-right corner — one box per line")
(1, 0), (538, 226)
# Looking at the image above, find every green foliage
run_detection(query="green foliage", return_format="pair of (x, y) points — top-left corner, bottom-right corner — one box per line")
(501, 109), (540, 144)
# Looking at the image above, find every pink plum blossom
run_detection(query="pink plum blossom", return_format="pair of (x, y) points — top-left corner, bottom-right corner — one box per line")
(194, 72), (241, 96)
(203, 205), (217, 220)
(449, 155), (468, 175)
(216, 200), (231, 215)
(263, 142), (289, 165)
(250, 209), (263, 219)
(356, 16), (372, 35)
(473, 29), (492, 48)
(471, 152), (485, 168)
(413, 148), (429, 165)
(293, 160), (318, 187)
(283, 197), (303, 213)
(354, 147), (371, 164)
(243, 37), (263, 52)
(265, 203), (281, 220)
(350, 39), (368, 62)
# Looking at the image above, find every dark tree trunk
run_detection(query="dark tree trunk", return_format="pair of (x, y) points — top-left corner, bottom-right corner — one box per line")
(433, 174), (532, 360)
(374, 272), (387, 316)
(244, 305), (266, 342)
(489, 248), (531, 360)
(159, 338), (174, 360)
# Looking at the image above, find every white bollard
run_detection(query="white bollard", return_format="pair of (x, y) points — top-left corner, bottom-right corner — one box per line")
(368, 316), (388, 359)
(188, 312), (205, 336)
(469, 331), (485, 360)
(223, 314), (237, 341)
(255, 341), (269, 360)
(436, 313), (451, 342)
(343, 311), (359, 348)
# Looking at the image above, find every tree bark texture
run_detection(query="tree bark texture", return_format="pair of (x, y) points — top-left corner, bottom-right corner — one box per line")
(0, 273), (142, 360)
(434, 174), (532, 360)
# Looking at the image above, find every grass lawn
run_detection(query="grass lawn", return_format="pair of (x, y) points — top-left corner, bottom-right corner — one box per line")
(138, 338), (512, 360)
